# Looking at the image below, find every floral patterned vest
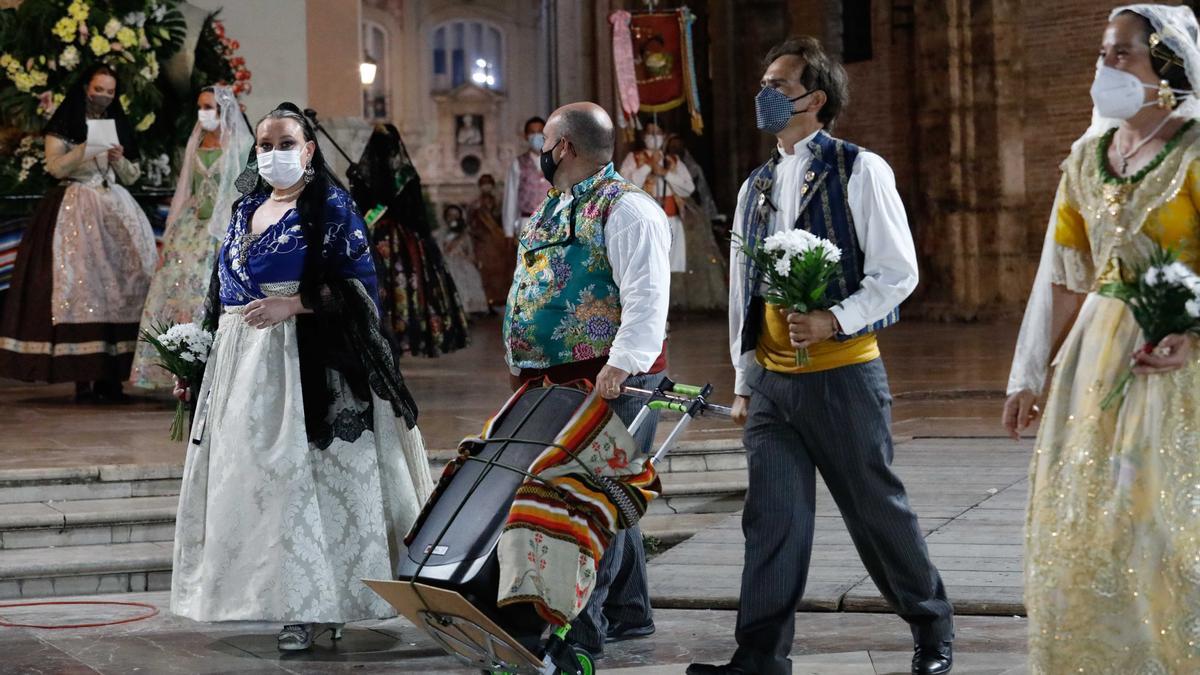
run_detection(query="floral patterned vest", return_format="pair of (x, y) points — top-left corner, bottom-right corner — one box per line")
(504, 163), (639, 369)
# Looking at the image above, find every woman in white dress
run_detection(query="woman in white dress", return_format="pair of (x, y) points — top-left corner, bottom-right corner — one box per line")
(170, 102), (433, 651)
(132, 85), (252, 389)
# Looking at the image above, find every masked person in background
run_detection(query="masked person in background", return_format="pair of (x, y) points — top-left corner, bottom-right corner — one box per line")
(0, 64), (156, 402)
(664, 132), (727, 313)
(1004, 6), (1200, 673)
(132, 85), (253, 389)
(619, 121), (695, 273)
(467, 173), (514, 312)
(437, 203), (488, 314)
(502, 116), (553, 240)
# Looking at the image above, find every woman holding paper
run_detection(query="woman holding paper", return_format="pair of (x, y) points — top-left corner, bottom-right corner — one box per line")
(0, 64), (156, 402)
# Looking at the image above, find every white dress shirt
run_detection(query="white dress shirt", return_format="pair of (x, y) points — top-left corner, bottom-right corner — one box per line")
(508, 184), (672, 376)
(728, 130), (919, 396)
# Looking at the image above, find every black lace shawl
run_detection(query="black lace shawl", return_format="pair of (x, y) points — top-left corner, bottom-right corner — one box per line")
(197, 207), (419, 448)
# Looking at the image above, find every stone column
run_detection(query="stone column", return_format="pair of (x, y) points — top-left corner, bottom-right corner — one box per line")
(911, 0), (1028, 319)
(306, 0), (364, 119)
(549, 0), (598, 106)
(305, 0), (368, 182)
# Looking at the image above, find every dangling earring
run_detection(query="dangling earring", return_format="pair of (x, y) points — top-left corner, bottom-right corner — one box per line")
(1158, 80), (1178, 110)
(303, 163), (315, 183)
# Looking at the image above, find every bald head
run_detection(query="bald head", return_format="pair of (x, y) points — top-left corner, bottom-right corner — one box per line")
(546, 102), (615, 165)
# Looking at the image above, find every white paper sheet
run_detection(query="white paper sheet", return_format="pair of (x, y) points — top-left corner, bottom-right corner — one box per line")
(84, 119), (119, 168)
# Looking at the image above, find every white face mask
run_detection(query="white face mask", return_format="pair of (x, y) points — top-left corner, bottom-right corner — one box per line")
(1089, 65), (1188, 120)
(528, 132), (545, 153)
(644, 134), (664, 150)
(256, 149), (306, 189)
(198, 109), (220, 131)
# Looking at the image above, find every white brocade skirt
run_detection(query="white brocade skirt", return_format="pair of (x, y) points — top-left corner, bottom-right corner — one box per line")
(170, 309), (433, 623)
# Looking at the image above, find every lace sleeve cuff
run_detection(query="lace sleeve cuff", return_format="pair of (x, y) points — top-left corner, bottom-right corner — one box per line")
(1050, 244), (1094, 294)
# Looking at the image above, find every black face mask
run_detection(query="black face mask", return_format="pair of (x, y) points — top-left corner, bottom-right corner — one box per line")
(540, 138), (562, 184)
(87, 94), (114, 116)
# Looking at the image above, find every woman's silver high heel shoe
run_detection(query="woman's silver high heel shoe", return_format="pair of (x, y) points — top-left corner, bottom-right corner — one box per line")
(277, 623), (345, 651)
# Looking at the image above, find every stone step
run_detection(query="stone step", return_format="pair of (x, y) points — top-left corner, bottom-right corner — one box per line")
(0, 465), (183, 504)
(655, 439), (745, 473)
(652, 469), (747, 515)
(640, 513), (730, 548)
(0, 541), (173, 600)
(0, 496), (178, 550)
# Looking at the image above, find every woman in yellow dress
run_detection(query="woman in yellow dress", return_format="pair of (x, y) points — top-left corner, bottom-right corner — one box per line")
(1003, 5), (1200, 673)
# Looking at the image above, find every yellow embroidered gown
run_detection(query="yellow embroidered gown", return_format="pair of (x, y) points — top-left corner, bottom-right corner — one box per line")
(1027, 120), (1200, 674)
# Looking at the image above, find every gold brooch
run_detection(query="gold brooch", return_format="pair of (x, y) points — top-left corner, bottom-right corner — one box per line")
(1101, 183), (1132, 216)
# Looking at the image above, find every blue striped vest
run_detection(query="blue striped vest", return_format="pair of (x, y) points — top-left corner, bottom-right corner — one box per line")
(738, 131), (900, 355)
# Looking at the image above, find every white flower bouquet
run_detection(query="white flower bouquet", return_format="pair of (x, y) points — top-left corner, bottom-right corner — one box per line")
(138, 321), (213, 440)
(737, 228), (843, 366)
(1098, 245), (1200, 410)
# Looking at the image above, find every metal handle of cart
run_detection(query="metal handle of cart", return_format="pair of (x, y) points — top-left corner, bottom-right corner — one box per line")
(620, 377), (732, 466)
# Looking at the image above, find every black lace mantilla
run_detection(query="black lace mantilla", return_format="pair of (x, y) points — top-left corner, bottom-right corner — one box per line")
(309, 404), (375, 451)
(198, 260), (419, 449)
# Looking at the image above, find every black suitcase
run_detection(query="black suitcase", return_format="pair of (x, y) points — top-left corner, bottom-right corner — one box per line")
(398, 383), (589, 642)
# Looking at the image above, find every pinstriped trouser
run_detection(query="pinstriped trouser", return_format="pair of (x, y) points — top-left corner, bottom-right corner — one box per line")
(567, 371), (664, 651)
(732, 359), (954, 675)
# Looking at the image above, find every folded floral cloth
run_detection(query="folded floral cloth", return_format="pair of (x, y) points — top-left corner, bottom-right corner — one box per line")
(496, 384), (660, 625)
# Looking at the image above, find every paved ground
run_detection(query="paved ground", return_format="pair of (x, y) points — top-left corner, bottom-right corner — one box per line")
(0, 591), (1027, 674)
(650, 438), (1031, 616)
(0, 317), (1033, 672)
(0, 317), (1022, 469)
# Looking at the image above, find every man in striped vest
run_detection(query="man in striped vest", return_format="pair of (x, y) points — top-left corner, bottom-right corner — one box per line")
(687, 37), (954, 675)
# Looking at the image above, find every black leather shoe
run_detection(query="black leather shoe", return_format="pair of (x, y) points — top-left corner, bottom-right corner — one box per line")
(604, 619), (655, 642)
(685, 664), (745, 675)
(912, 641), (953, 675)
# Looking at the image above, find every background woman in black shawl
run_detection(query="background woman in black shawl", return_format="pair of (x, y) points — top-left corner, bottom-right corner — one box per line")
(0, 63), (157, 402)
(350, 123), (468, 356)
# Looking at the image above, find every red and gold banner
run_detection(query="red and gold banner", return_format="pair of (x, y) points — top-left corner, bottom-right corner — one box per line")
(611, 8), (704, 134)
(630, 11), (686, 112)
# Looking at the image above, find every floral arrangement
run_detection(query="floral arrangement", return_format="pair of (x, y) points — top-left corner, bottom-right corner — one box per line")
(138, 320), (213, 441)
(0, 1), (184, 133)
(211, 19), (251, 96)
(737, 228), (843, 365)
(0, 2), (250, 196)
(1098, 245), (1200, 409)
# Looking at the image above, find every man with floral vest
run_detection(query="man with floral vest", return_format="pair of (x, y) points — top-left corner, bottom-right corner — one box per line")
(503, 101), (671, 658)
(687, 37), (955, 675)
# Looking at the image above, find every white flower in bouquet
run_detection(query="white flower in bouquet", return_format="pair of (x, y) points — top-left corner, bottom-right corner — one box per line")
(103, 18), (122, 38)
(1099, 246), (1200, 410)
(736, 228), (845, 366)
(1161, 262), (1194, 285)
(139, 322), (214, 441)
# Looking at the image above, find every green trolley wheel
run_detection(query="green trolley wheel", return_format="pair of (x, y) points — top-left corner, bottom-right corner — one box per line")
(561, 646), (595, 675)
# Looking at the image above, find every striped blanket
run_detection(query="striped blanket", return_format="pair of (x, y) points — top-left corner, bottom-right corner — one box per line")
(494, 383), (660, 625)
